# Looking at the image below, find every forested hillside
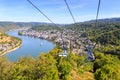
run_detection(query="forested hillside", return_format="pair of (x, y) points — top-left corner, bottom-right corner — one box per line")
(67, 19), (120, 43)
(31, 25), (61, 31)
(0, 47), (120, 80)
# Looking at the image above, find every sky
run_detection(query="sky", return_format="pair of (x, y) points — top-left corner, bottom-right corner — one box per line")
(0, 0), (120, 24)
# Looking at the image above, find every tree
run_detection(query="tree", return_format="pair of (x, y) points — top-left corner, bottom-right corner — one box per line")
(57, 58), (72, 80)
(10, 57), (35, 79)
(34, 54), (59, 80)
(94, 52), (120, 80)
(95, 64), (120, 80)
(0, 57), (13, 80)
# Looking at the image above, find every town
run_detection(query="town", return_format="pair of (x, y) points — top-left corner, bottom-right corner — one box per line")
(18, 29), (96, 55)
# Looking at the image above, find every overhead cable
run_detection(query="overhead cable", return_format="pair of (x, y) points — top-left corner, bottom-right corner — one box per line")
(27, 0), (55, 24)
(64, 0), (76, 23)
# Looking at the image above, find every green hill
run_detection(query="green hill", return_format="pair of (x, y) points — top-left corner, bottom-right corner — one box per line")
(0, 22), (63, 32)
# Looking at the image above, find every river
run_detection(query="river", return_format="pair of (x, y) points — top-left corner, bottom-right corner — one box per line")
(5, 30), (55, 61)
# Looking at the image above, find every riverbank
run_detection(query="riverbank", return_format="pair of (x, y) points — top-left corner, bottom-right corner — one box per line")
(0, 41), (22, 56)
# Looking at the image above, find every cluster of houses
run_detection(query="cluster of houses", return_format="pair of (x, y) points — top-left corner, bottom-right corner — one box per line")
(0, 41), (22, 55)
(19, 29), (96, 54)
(0, 44), (9, 52)
(0, 35), (21, 55)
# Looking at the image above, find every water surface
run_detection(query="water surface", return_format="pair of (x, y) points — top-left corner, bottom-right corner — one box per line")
(5, 30), (55, 61)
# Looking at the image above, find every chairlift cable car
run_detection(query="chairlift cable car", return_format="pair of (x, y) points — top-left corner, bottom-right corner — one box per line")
(86, 0), (101, 62)
(58, 31), (68, 57)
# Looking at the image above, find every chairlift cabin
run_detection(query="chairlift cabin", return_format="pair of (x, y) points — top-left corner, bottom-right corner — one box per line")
(58, 50), (68, 57)
(85, 43), (96, 62)
(86, 50), (95, 62)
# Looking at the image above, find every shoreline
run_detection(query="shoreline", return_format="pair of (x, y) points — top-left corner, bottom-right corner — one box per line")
(0, 41), (22, 56)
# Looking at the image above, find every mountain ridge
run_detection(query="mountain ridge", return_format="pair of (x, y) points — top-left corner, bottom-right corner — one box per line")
(0, 17), (120, 31)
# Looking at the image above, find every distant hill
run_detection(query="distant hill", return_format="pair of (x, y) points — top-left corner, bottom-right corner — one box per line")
(84, 17), (120, 23)
(0, 17), (120, 32)
(0, 22), (64, 32)
(64, 18), (120, 28)
(0, 22), (51, 31)
(0, 22), (28, 31)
